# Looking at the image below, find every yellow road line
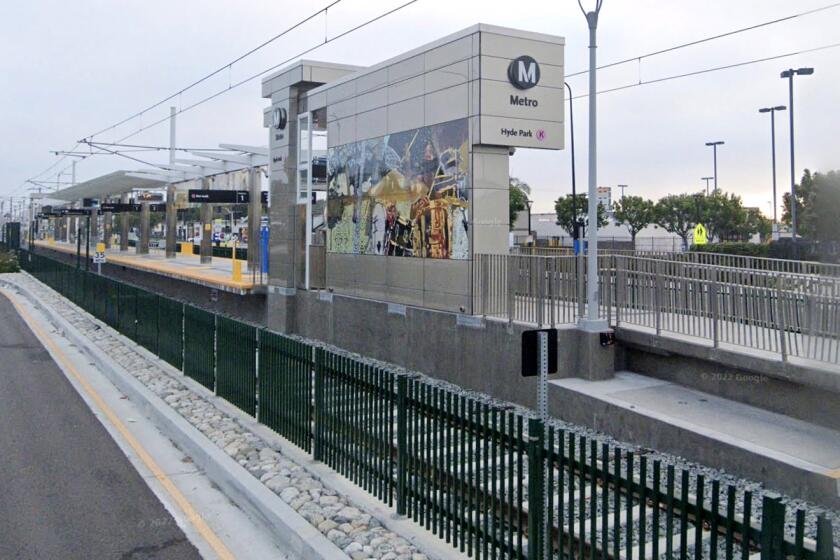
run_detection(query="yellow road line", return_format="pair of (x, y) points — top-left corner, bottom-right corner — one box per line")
(0, 288), (236, 560)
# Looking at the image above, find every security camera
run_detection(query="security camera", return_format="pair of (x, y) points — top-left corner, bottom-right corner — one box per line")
(508, 147), (517, 156)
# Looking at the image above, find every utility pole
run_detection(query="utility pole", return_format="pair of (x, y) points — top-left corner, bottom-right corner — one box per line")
(578, 0), (607, 331)
(165, 106), (178, 258)
(701, 177), (714, 196)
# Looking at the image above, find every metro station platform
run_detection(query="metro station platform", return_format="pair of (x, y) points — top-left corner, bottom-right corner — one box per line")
(32, 240), (263, 295)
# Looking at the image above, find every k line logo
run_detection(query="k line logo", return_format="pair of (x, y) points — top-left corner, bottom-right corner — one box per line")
(507, 55), (540, 90)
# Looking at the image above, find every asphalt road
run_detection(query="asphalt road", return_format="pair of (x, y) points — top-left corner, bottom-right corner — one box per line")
(0, 294), (201, 560)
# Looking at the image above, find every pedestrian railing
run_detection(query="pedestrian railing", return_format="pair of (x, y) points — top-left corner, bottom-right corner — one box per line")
(15, 249), (839, 560)
(511, 246), (840, 278)
(474, 252), (840, 366)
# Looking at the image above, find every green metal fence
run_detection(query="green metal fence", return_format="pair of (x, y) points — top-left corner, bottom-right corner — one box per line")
(258, 330), (312, 452)
(183, 304), (215, 391)
(16, 250), (838, 560)
(157, 296), (184, 371)
(136, 288), (159, 354)
(216, 316), (257, 417)
(118, 283), (138, 341)
(315, 348), (395, 506)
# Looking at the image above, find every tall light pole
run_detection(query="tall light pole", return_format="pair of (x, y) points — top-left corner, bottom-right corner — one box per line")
(705, 141), (724, 194)
(780, 67), (813, 254)
(617, 184), (628, 202)
(758, 105), (786, 239)
(578, 0), (606, 331)
(701, 177), (714, 196)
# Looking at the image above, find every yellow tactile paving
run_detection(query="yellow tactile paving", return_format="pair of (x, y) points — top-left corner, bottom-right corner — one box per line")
(33, 241), (256, 291)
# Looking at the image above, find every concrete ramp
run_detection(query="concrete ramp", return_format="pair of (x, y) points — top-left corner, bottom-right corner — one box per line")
(549, 371), (840, 508)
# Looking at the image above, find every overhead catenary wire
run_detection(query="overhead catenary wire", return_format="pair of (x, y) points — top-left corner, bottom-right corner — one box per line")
(568, 41), (840, 100)
(9, 0), (418, 198)
(105, 0), (421, 146)
(83, 0), (346, 141)
(565, 1), (840, 77)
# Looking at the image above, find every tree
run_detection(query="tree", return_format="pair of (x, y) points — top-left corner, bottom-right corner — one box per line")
(613, 195), (654, 248)
(782, 168), (840, 242)
(509, 177), (531, 228)
(741, 208), (772, 242)
(782, 169), (817, 238)
(812, 170), (840, 243)
(701, 192), (749, 242)
(654, 194), (697, 250)
(554, 195), (608, 238)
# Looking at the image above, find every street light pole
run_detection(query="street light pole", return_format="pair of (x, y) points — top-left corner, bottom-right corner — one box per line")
(617, 184), (628, 202)
(780, 67), (813, 255)
(705, 141), (724, 194)
(701, 177), (713, 196)
(758, 105), (786, 239)
(578, 0), (606, 331)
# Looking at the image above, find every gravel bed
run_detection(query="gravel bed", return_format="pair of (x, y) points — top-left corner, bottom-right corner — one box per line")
(7, 274), (429, 560)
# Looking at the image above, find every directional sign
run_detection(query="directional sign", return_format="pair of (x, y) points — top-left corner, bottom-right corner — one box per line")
(149, 203), (167, 213)
(188, 190), (250, 204)
(100, 203), (142, 213)
(693, 223), (708, 245)
(63, 208), (92, 216)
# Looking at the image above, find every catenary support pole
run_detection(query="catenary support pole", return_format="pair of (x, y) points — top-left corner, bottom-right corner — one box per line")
(579, 0), (607, 331)
(165, 106), (178, 258)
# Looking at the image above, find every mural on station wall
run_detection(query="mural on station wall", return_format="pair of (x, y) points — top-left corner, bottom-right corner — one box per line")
(326, 118), (469, 259)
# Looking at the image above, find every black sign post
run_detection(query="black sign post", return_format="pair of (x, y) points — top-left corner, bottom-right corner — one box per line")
(522, 327), (556, 557)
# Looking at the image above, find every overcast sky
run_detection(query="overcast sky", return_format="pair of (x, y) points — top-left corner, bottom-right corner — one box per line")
(2, 0), (838, 216)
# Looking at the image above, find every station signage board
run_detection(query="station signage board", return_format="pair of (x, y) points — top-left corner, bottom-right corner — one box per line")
(187, 190), (269, 204)
(188, 190), (250, 204)
(478, 31), (565, 150)
(100, 203), (142, 213)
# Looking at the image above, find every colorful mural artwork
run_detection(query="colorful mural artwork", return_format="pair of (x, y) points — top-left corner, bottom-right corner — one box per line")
(327, 118), (469, 259)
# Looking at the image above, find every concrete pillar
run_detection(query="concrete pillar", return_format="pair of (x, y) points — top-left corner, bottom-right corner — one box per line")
(574, 329), (616, 380)
(90, 208), (99, 244)
(64, 216), (71, 243)
(119, 193), (129, 252)
(247, 166), (261, 271)
(199, 176), (212, 264)
(165, 183), (177, 258)
(103, 204), (113, 249)
(137, 202), (150, 254)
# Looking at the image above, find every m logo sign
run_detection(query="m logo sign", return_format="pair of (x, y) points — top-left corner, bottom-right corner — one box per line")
(507, 56), (540, 90)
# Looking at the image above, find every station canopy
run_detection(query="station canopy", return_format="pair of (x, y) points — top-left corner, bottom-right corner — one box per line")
(50, 170), (167, 202)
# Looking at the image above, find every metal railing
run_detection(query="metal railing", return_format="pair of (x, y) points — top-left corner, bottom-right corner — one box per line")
(511, 246), (840, 278)
(474, 252), (840, 366)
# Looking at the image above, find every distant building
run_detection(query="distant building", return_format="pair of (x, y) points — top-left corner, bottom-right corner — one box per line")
(528, 212), (684, 251)
(596, 186), (612, 213)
